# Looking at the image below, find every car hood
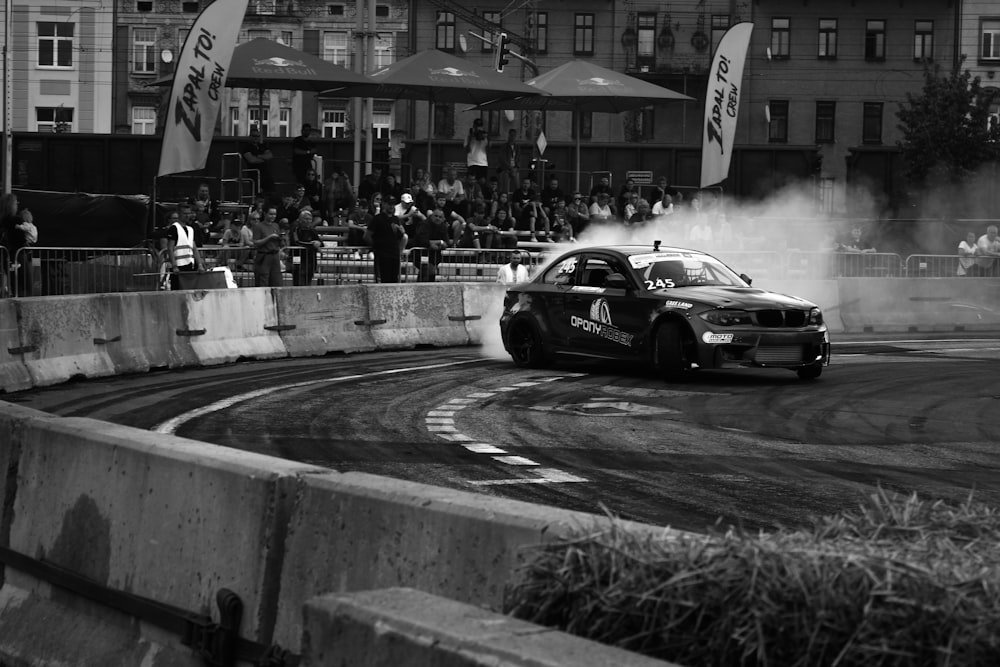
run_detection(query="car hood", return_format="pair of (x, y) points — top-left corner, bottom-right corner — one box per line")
(656, 286), (817, 310)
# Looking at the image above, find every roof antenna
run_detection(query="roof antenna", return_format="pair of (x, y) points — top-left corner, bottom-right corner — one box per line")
(653, 239), (661, 251)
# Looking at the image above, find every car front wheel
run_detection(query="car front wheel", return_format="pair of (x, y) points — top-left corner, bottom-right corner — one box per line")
(796, 363), (823, 380)
(507, 319), (550, 368)
(655, 322), (688, 380)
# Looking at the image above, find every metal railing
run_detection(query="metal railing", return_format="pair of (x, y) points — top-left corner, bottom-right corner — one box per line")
(4, 244), (998, 298)
(8, 246), (160, 298)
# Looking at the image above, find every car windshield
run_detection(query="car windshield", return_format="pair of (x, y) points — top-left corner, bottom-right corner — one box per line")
(628, 252), (747, 290)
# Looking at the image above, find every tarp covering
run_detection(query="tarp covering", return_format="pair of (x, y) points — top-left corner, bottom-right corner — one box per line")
(12, 189), (149, 248)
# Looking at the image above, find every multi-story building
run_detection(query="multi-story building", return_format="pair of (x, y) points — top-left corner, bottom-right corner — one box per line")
(3, 1), (995, 213)
(2, 0), (114, 133)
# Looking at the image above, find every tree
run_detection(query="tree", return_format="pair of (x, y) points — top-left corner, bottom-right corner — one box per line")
(896, 64), (999, 186)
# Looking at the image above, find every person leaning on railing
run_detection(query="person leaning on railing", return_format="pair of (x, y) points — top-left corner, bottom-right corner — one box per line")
(975, 225), (1000, 277)
(957, 231), (979, 277)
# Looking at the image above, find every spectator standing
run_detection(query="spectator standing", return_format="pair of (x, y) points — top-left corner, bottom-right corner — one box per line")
(839, 224), (877, 253)
(496, 251), (529, 284)
(365, 199), (407, 283)
(291, 209), (322, 286)
(241, 126), (274, 198)
(589, 175), (613, 205)
(291, 123), (318, 185)
(192, 182), (220, 226)
(976, 225), (1000, 275)
(957, 231), (979, 276)
(617, 177), (638, 215)
(0, 193), (37, 297)
(464, 117), (491, 182)
(499, 128), (521, 195)
(252, 206), (284, 287)
(357, 167), (383, 203)
(166, 203), (207, 290)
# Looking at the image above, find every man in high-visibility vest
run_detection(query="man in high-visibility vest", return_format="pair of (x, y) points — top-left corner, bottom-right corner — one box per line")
(166, 203), (207, 290)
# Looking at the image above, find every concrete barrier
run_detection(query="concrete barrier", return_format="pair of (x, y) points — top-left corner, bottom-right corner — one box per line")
(0, 402), (661, 665)
(13, 294), (123, 387)
(365, 283), (470, 349)
(130, 290), (201, 370)
(0, 299), (31, 392)
(272, 285), (376, 356)
(754, 279), (843, 334)
(179, 287), (287, 365)
(303, 588), (678, 667)
(838, 278), (1000, 333)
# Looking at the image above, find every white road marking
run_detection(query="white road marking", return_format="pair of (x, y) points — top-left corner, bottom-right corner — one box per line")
(492, 455), (539, 466)
(423, 373), (590, 485)
(154, 359), (485, 434)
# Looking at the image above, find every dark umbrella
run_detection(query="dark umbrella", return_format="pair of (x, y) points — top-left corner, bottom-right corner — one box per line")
(322, 49), (547, 175)
(152, 38), (370, 129)
(476, 60), (694, 190)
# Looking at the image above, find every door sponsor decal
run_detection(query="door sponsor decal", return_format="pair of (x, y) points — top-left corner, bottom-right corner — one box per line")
(571, 297), (634, 346)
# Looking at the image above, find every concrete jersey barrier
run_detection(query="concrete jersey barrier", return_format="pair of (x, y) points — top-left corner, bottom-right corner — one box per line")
(0, 401), (666, 666)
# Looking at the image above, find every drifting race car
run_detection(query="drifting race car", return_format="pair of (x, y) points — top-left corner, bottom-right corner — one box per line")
(499, 242), (830, 380)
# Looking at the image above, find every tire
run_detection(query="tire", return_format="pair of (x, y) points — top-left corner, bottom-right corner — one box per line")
(796, 363), (823, 380)
(654, 322), (688, 379)
(507, 318), (550, 368)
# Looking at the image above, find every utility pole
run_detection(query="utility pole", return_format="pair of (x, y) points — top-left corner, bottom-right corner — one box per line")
(3, 0), (13, 193)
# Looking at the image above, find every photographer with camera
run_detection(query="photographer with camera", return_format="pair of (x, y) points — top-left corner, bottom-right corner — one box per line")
(464, 117), (491, 182)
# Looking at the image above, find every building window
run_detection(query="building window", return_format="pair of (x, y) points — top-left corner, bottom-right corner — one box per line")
(711, 15), (730, 54)
(375, 5), (389, 18)
(322, 31), (349, 67)
(486, 110), (500, 137)
(249, 107), (268, 136)
(38, 22), (74, 68)
(321, 107), (347, 138)
(770, 18), (790, 59)
(373, 33), (394, 69)
(372, 109), (391, 141)
(818, 19), (837, 59)
(181, 1), (199, 12)
(279, 31), (293, 47)
(250, 0), (276, 15)
(36, 107), (73, 132)
(132, 28), (157, 74)
(768, 101), (788, 142)
(862, 102), (883, 144)
(278, 108), (291, 137)
(637, 13), (656, 59)
(136, 1), (153, 11)
(914, 20), (933, 61)
(433, 103), (454, 137)
(436, 12), (455, 52)
(132, 106), (156, 135)
(328, 5), (344, 16)
(229, 107), (240, 136)
(865, 20), (886, 61)
(815, 101), (835, 143)
(574, 14), (594, 56)
(625, 108), (653, 142)
(982, 20), (1000, 60)
(482, 12), (501, 52)
(534, 12), (548, 54)
(573, 111), (593, 140)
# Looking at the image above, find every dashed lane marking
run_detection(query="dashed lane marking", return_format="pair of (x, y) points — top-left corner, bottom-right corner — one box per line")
(424, 373), (589, 486)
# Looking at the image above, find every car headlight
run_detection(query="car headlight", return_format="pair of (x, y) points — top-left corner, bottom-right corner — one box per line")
(699, 309), (752, 326)
(808, 307), (824, 326)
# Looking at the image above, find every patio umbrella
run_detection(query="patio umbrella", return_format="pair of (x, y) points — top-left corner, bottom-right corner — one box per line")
(152, 38), (370, 129)
(475, 60), (694, 191)
(321, 49), (547, 176)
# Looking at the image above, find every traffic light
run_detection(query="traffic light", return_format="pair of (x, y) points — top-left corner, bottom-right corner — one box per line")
(494, 32), (510, 73)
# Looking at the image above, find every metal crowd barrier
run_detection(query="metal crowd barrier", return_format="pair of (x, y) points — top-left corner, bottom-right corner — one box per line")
(905, 254), (1000, 278)
(0, 246), (8, 297)
(784, 251), (905, 279)
(9, 246), (160, 298)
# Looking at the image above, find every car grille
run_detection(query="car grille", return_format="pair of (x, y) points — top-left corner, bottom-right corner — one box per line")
(755, 346), (805, 365)
(755, 309), (808, 327)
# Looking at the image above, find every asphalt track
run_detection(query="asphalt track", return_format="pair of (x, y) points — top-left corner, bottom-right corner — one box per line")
(8, 334), (1000, 534)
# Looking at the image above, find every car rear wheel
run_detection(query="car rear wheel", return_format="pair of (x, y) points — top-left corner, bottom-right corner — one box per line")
(796, 363), (823, 380)
(655, 322), (688, 379)
(507, 319), (550, 368)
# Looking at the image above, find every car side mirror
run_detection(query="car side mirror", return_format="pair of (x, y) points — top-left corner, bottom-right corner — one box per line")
(604, 272), (628, 289)
(740, 273), (753, 286)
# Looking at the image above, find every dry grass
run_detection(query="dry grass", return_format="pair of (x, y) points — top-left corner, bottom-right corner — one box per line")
(503, 489), (1000, 666)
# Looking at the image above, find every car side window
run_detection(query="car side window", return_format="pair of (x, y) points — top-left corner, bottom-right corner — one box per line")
(541, 256), (579, 285)
(582, 257), (613, 288)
